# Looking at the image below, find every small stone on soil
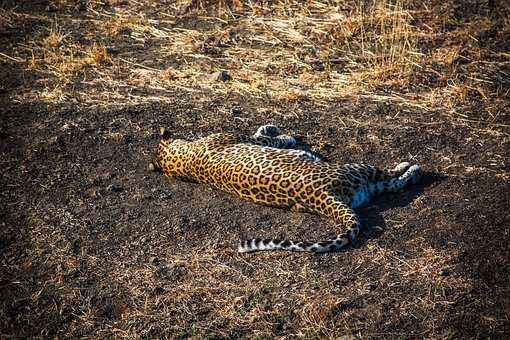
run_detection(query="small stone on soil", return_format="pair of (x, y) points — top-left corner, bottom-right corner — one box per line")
(440, 268), (451, 277)
(231, 107), (242, 116)
(106, 184), (123, 192)
(121, 134), (132, 144)
(209, 70), (231, 81)
(366, 282), (378, 291)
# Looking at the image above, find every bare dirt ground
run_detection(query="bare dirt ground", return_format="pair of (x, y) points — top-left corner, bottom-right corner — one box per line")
(1, 0), (509, 338)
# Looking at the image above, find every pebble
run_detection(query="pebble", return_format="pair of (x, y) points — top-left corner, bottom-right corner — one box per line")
(209, 70), (231, 81)
(440, 268), (451, 277)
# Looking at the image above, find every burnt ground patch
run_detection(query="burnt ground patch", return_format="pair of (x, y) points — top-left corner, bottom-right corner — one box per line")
(1, 96), (508, 338)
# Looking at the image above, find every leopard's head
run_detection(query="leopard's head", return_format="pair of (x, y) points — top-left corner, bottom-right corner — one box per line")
(148, 127), (188, 175)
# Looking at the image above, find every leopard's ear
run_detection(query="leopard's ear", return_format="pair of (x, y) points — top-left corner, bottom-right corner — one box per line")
(159, 127), (171, 140)
(147, 161), (161, 172)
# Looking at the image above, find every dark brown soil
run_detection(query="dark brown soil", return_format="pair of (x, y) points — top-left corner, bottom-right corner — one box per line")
(1, 94), (509, 338)
(1, 1), (509, 338)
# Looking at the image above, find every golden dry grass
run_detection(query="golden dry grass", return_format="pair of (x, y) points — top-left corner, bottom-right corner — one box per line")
(2, 0), (508, 118)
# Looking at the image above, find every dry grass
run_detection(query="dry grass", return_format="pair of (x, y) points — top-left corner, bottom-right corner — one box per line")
(2, 0), (508, 121)
(17, 204), (473, 338)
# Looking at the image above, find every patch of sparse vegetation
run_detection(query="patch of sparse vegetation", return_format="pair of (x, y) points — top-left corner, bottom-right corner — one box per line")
(1, 0), (508, 117)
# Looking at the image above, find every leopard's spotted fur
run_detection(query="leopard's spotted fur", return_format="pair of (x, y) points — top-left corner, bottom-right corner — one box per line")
(149, 125), (422, 253)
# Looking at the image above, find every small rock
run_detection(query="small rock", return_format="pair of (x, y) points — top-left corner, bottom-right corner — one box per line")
(54, 135), (65, 147)
(72, 239), (81, 254)
(48, 135), (65, 152)
(149, 256), (159, 265)
(45, 4), (58, 12)
(154, 286), (165, 295)
(366, 282), (378, 291)
(179, 216), (190, 228)
(231, 107), (242, 116)
(86, 187), (100, 198)
(440, 268), (451, 277)
(121, 134), (132, 144)
(76, 1), (87, 11)
(107, 47), (120, 55)
(209, 70), (231, 82)
(106, 184), (123, 192)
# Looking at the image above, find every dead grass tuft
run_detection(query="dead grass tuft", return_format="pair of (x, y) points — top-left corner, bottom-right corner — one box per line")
(85, 43), (113, 66)
(26, 42), (112, 77)
(41, 23), (68, 49)
(39, 84), (66, 102)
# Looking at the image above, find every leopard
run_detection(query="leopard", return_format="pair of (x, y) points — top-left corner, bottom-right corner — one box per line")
(148, 124), (422, 253)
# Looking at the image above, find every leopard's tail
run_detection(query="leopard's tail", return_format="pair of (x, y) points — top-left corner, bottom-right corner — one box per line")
(238, 164), (423, 253)
(237, 233), (353, 253)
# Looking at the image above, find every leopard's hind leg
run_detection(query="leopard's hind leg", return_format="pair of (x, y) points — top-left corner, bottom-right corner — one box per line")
(252, 124), (323, 161)
(392, 162), (412, 175)
(252, 124), (298, 149)
(370, 162), (412, 180)
(370, 163), (422, 195)
(253, 124), (282, 138)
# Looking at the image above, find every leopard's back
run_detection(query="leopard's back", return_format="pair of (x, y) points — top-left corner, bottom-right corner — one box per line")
(182, 141), (373, 210)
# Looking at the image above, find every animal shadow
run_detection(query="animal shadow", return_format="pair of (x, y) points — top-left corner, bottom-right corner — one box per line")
(350, 170), (446, 251)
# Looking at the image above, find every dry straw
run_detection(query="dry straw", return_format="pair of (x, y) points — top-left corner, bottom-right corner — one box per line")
(3, 0), (508, 123)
